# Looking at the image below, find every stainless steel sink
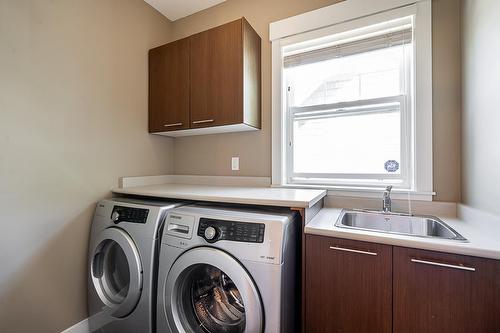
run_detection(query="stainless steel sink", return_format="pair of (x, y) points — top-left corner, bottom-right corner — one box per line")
(335, 209), (467, 241)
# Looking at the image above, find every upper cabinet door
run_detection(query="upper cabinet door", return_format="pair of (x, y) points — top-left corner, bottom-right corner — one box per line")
(393, 247), (500, 333)
(190, 19), (244, 128)
(149, 38), (190, 132)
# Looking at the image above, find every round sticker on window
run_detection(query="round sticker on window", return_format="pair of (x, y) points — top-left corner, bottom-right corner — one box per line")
(384, 160), (399, 172)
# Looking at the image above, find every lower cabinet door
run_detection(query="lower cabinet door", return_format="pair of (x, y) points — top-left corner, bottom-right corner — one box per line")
(393, 247), (500, 333)
(305, 235), (392, 333)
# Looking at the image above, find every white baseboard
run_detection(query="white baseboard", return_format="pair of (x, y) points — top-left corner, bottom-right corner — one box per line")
(60, 318), (89, 333)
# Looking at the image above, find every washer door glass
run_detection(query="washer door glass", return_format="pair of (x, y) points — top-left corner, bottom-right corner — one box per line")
(164, 247), (263, 333)
(90, 228), (142, 318)
(188, 264), (245, 332)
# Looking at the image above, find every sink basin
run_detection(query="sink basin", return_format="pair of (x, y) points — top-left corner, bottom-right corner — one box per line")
(335, 209), (467, 241)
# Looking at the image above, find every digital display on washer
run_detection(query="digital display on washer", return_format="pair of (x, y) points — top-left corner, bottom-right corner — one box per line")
(198, 218), (265, 243)
(111, 206), (149, 224)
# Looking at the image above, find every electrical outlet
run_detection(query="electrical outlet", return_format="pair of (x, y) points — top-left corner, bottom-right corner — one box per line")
(231, 157), (239, 171)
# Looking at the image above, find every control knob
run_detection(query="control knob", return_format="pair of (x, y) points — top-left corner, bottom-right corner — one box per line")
(204, 226), (218, 241)
(111, 211), (120, 223)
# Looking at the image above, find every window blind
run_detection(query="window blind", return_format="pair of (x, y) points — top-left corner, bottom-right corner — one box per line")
(284, 27), (412, 68)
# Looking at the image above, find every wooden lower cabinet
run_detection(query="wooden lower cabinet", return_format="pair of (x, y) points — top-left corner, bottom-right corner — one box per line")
(305, 236), (500, 333)
(305, 235), (393, 333)
(393, 247), (500, 333)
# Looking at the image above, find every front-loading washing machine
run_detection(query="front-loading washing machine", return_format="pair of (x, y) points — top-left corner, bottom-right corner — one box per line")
(156, 204), (300, 333)
(87, 197), (184, 333)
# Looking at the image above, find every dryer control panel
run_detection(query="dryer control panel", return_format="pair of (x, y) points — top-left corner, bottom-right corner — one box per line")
(198, 218), (265, 243)
(111, 205), (149, 224)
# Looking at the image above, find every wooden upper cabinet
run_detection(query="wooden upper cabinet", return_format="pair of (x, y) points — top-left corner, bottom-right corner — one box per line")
(190, 18), (261, 130)
(148, 37), (190, 132)
(190, 19), (242, 127)
(305, 235), (393, 333)
(393, 247), (500, 333)
(148, 18), (261, 136)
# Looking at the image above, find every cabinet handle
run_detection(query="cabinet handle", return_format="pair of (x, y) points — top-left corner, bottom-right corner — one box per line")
(410, 258), (476, 272)
(192, 119), (214, 124)
(164, 123), (183, 127)
(329, 246), (378, 256)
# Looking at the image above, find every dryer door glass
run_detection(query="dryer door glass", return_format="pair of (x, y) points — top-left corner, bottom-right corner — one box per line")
(95, 240), (130, 304)
(90, 228), (142, 318)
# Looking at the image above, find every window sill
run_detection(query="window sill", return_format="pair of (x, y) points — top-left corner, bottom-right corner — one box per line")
(272, 183), (435, 201)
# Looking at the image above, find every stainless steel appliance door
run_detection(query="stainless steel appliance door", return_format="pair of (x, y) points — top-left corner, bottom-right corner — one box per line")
(90, 227), (142, 318)
(164, 247), (263, 333)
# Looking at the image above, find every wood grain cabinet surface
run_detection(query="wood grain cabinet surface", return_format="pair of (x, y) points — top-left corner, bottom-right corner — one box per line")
(148, 18), (261, 136)
(304, 235), (500, 333)
(393, 246), (500, 333)
(305, 235), (393, 333)
(148, 38), (190, 133)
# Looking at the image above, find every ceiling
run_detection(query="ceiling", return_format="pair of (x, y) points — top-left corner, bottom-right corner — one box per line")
(144, 0), (226, 21)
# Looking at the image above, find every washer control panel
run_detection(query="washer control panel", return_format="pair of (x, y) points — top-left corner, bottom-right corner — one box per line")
(110, 205), (149, 224)
(197, 218), (265, 243)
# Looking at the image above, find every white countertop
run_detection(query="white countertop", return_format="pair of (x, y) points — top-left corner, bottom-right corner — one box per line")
(305, 208), (500, 260)
(112, 183), (326, 208)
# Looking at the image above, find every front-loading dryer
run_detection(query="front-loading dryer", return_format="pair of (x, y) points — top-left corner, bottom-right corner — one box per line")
(87, 198), (184, 333)
(156, 204), (300, 333)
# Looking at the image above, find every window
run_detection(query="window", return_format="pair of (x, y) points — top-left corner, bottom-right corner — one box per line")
(271, 1), (433, 199)
(285, 17), (413, 188)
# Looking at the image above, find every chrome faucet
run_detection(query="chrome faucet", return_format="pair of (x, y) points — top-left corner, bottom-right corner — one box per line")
(382, 185), (393, 213)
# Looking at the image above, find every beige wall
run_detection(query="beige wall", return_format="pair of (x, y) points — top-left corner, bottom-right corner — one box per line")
(432, 0), (462, 202)
(0, 0), (172, 332)
(171, 0), (462, 202)
(461, 0), (500, 215)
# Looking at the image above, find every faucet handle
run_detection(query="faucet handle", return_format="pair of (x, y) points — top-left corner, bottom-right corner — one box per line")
(385, 185), (393, 193)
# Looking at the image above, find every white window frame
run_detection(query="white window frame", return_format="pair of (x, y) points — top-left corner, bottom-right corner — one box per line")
(270, 0), (434, 200)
